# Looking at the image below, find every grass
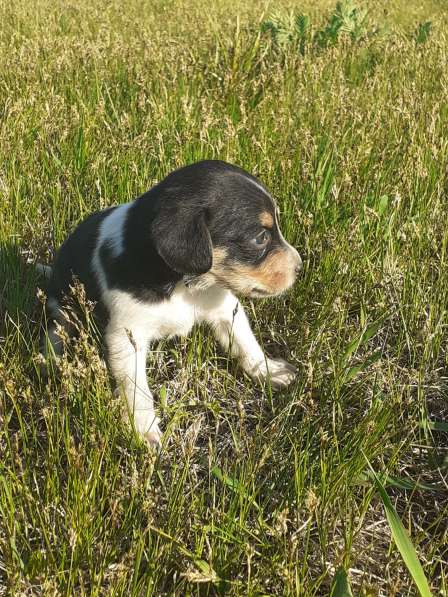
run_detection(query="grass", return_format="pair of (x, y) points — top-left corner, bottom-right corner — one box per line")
(1, 0), (448, 594)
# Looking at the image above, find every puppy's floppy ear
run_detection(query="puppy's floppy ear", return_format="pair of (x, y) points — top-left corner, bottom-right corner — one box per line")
(152, 205), (213, 275)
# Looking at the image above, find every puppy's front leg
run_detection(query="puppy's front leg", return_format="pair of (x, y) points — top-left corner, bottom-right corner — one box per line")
(210, 293), (297, 389)
(105, 322), (161, 446)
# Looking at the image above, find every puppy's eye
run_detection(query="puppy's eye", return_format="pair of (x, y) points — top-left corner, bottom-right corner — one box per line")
(251, 229), (271, 248)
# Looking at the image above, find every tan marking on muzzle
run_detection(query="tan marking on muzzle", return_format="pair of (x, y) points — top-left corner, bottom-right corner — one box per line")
(213, 247), (297, 297)
(199, 244), (299, 297)
(234, 249), (292, 294)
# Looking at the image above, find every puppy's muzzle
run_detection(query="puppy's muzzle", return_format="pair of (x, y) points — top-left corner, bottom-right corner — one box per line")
(294, 252), (303, 274)
(288, 245), (303, 278)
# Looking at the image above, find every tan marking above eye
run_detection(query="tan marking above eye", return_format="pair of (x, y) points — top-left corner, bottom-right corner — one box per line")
(259, 211), (274, 228)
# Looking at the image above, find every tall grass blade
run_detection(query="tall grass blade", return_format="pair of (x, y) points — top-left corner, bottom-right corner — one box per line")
(211, 465), (260, 510)
(363, 455), (433, 597)
(357, 471), (443, 493)
(342, 319), (382, 365)
(421, 420), (448, 433)
(330, 567), (353, 596)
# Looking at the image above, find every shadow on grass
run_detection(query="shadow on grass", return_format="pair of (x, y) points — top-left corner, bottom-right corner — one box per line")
(0, 238), (43, 322)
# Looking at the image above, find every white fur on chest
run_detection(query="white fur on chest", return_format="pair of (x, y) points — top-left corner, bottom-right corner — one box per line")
(104, 283), (234, 341)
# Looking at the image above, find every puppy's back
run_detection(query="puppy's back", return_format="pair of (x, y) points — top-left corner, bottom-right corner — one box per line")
(47, 207), (116, 308)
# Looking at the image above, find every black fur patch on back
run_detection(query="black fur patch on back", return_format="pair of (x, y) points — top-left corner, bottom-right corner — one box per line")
(47, 208), (115, 305)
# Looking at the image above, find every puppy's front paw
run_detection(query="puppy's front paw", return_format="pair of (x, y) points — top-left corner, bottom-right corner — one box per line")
(142, 418), (162, 448)
(266, 357), (298, 389)
(254, 357), (298, 390)
(124, 406), (162, 448)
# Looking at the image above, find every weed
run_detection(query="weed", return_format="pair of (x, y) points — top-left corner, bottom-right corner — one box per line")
(262, 0), (374, 54)
(316, 0), (369, 47)
(414, 21), (433, 45)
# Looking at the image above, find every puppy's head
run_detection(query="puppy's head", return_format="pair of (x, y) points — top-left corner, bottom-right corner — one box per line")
(151, 160), (302, 298)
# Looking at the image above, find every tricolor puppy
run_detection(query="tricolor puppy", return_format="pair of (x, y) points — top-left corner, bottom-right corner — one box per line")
(40, 160), (302, 446)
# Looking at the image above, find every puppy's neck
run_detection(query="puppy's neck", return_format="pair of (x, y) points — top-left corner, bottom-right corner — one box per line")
(182, 272), (217, 294)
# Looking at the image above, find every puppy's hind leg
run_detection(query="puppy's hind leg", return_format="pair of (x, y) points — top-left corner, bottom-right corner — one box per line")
(39, 297), (67, 373)
(105, 322), (161, 447)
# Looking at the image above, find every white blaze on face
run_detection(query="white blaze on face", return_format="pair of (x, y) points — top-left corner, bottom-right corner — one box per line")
(240, 173), (274, 199)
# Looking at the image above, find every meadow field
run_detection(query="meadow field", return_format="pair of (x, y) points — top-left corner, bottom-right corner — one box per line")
(1, 0), (447, 594)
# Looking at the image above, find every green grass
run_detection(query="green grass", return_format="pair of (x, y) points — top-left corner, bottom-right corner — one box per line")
(1, 0), (448, 594)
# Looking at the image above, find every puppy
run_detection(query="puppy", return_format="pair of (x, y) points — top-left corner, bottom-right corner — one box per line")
(40, 160), (302, 446)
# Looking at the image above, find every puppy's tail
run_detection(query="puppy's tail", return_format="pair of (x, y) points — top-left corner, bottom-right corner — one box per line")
(35, 263), (53, 279)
